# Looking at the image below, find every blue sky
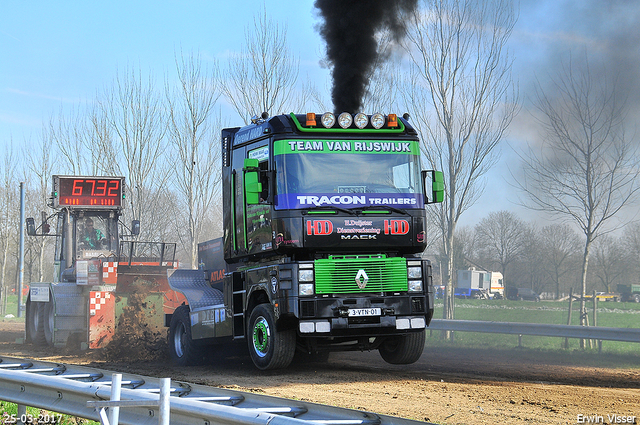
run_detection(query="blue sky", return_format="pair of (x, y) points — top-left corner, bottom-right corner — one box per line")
(2, 0), (639, 227)
(0, 1), (327, 142)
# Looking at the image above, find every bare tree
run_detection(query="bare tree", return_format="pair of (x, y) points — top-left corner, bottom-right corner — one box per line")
(0, 144), (18, 315)
(539, 224), (581, 299)
(97, 67), (171, 241)
(49, 107), (98, 175)
(591, 234), (627, 293)
(24, 126), (56, 283)
(222, 6), (310, 122)
(166, 51), (222, 268)
(622, 222), (640, 278)
(474, 211), (528, 286)
(509, 224), (547, 294)
(401, 0), (518, 323)
(515, 56), (640, 330)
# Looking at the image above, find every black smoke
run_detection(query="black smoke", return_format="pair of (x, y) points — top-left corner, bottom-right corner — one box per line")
(314, 0), (417, 113)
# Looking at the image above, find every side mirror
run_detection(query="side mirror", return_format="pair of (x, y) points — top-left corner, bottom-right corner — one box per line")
(243, 158), (262, 205)
(26, 217), (36, 236)
(131, 220), (140, 236)
(422, 170), (444, 204)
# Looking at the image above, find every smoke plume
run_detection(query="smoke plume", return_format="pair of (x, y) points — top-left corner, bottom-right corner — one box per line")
(314, 0), (417, 113)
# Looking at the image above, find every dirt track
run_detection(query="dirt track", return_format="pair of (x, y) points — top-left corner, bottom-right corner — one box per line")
(1, 321), (638, 424)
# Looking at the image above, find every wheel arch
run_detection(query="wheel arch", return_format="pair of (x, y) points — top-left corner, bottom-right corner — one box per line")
(246, 288), (270, 317)
(245, 288), (296, 332)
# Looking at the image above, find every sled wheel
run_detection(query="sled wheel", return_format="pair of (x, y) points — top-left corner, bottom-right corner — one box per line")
(26, 301), (47, 346)
(43, 301), (55, 346)
(169, 305), (205, 366)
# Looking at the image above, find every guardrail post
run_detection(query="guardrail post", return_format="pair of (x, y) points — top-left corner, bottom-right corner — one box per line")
(565, 288), (573, 349)
(158, 378), (170, 425)
(17, 403), (26, 425)
(518, 334), (522, 347)
(109, 373), (122, 425)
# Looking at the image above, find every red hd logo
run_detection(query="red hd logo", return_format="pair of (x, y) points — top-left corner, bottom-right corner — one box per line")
(307, 220), (334, 235)
(384, 219), (409, 235)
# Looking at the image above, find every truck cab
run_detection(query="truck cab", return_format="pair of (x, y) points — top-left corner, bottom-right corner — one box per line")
(168, 112), (444, 370)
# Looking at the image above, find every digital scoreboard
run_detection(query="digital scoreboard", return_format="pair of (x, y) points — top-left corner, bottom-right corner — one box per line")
(53, 176), (125, 208)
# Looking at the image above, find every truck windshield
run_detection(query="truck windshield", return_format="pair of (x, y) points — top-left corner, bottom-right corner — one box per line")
(274, 139), (424, 210)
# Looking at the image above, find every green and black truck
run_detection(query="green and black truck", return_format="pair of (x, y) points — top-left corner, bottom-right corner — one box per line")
(167, 112), (444, 370)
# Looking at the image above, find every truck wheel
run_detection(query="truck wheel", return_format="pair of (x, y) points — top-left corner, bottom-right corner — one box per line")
(42, 301), (55, 346)
(634, 294), (640, 303)
(247, 304), (295, 370)
(26, 302), (47, 346)
(379, 329), (426, 365)
(169, 306), (204, 366)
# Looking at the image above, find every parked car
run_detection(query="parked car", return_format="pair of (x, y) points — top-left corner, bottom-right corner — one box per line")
(506, 287), (541, 302)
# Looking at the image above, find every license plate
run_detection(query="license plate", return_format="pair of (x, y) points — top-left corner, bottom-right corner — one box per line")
(348, 308), (381, 317)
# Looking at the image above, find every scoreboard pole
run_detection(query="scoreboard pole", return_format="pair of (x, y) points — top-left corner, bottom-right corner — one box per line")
(18, 182), (25, 318)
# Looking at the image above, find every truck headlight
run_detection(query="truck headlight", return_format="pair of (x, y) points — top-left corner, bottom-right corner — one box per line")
(299, 269), (314, 282)
(299, 283), (315, 296)
(407, 266), (422, 279)
(338, 112), (352, 128)
(354, 112), (368, 129)
(408, 280), (423, 292)
(321, 112), (335, 128)
(371, 113), (385, 129)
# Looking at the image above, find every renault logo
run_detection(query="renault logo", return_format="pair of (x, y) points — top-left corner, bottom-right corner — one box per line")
(355, 269), (369, 289)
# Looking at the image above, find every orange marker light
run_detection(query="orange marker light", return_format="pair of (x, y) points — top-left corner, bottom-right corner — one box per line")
(306, 113), (317, 127)
(388, 114), (398, 128)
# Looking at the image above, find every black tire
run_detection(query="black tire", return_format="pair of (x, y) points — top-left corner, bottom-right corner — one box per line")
(634, 294), (640, 303)
(26, 301), (47, 346)
(169, 305), (205, 366)
(42, 301), (55, 346)
(247, 304), (295, 370)
(379, 329), (426, 365)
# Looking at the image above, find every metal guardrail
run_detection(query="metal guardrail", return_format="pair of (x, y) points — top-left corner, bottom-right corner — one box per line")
(429, 319), (640, 342)
(2, 322), (636, 424)
(0, 355), (431, 425)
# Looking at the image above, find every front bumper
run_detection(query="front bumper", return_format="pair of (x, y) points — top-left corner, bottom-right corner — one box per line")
(297, 294), (432, 336)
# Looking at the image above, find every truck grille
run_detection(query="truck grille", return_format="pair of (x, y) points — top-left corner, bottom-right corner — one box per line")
(314, 255), (408, 294)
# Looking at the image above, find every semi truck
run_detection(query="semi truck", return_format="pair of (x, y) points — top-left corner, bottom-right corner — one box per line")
(166, 112), (444, 370)
(24, 175), (180, 350)
(455, 269), (504, 299)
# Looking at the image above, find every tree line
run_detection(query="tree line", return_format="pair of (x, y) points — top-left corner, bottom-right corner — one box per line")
(431, 210), (640, 299)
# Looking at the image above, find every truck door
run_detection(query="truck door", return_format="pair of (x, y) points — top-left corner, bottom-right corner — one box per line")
(245, 144), (272, 254)
(231, 146), (247, 255)
(229, 142), (272, 257)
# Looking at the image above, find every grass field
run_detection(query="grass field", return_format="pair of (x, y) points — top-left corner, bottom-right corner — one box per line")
(1, 294), (24, 322)
(429, 298), (640, 358)
(0, 402), (99, 425)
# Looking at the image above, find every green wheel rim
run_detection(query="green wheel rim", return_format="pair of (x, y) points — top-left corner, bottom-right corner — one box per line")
(252, 317), (270, 357)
